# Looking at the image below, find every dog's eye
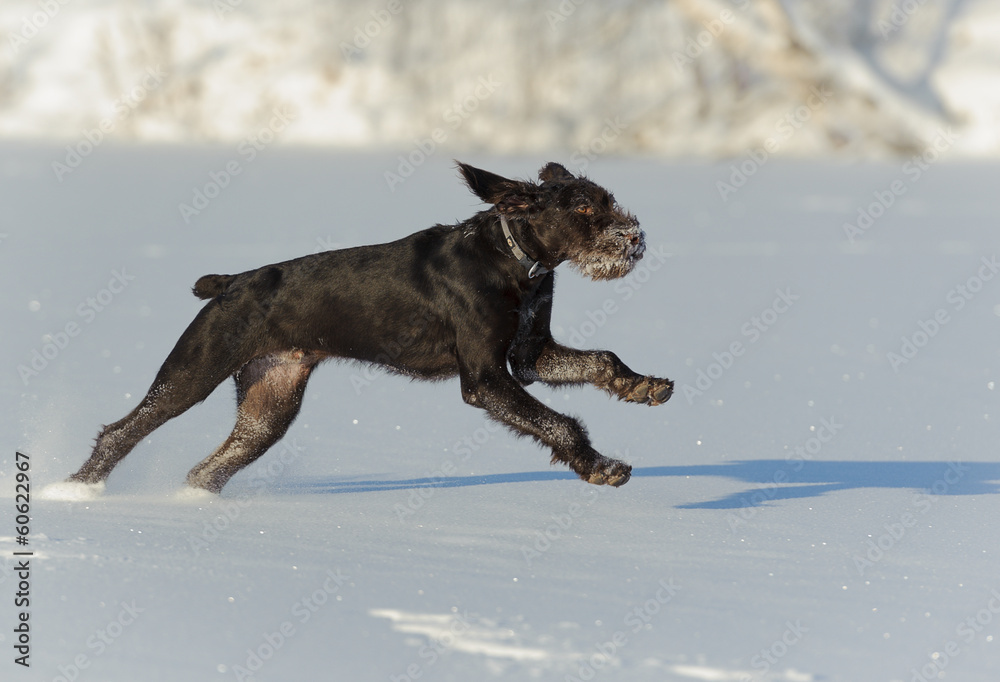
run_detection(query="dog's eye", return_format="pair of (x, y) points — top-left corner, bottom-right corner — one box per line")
(575, 206), (593, 215)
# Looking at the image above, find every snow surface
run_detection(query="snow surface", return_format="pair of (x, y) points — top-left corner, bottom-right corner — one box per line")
(2, 147), (1000, 681)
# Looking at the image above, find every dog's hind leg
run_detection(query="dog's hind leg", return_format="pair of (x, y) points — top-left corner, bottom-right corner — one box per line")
(69, 304), (250, 487)
(69, 379), (208, 486)
(185, 350), (317, 494)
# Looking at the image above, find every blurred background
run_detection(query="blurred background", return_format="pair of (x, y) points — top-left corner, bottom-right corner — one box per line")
(2, 0), (998, 158)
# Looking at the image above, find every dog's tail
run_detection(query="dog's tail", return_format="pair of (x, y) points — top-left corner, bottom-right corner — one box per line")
(192, 274), (235, 300)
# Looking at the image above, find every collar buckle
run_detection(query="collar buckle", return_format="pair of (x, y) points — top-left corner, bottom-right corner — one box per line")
(500, 214), (549, 279)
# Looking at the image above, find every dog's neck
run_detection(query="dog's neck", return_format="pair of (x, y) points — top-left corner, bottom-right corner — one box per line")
(499, 214), (549, 279)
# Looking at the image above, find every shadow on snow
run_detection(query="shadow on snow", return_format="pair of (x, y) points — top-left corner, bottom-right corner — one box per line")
(270, 460), (1000, 508)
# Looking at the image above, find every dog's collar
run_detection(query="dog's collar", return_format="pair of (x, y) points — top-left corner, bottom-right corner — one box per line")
(499, 214), (549, 278)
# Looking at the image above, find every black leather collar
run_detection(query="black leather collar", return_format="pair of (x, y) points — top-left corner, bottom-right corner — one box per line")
(499, 214), (549, 278)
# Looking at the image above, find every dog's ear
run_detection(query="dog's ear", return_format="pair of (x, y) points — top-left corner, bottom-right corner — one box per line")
(457, 161), (536, 214)
(538, 162), (575, 184)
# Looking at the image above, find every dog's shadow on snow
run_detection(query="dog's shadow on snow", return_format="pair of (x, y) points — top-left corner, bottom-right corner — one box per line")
(273, 460), (1000, 509)
(642, 460), (1000, 509)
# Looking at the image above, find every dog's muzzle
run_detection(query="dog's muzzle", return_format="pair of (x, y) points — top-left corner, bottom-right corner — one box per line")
(578, 221), (647, 281)
(619, 224), (646, 265)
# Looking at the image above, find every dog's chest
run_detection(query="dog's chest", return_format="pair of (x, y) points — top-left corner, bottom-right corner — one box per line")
(512, 286), (551, 343)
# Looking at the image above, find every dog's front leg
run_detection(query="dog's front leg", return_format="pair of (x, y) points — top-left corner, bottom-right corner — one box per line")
(508, 278), (671, 405)
(530, 341), (673, 406)
(460, 365), (631, 486)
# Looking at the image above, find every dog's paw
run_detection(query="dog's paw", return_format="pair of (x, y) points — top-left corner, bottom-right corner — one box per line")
(624, 376), (673, 406)
(583, 458), (632, 487)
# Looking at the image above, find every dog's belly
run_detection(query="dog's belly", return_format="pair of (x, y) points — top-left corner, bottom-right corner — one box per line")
(333, 337), (460, 380)
(378, 348), (461, 380)
(282, 308), (460, 380)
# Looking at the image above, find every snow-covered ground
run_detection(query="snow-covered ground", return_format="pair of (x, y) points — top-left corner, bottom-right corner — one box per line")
(2, 147), (1000, 681)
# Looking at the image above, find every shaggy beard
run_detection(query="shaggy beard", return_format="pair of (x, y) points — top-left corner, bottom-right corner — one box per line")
(574, 229), (647, 281)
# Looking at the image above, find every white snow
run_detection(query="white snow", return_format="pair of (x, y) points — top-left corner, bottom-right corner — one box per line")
(1, 0), (1000, 156)
(3, 147), (999, 681)
(36, 480), (105, 502)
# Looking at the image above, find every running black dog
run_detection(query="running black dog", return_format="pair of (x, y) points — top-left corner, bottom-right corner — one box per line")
(68, 162), (672, 494)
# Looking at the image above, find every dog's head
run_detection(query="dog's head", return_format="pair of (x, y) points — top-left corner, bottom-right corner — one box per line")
(457, 161), (645, 281)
